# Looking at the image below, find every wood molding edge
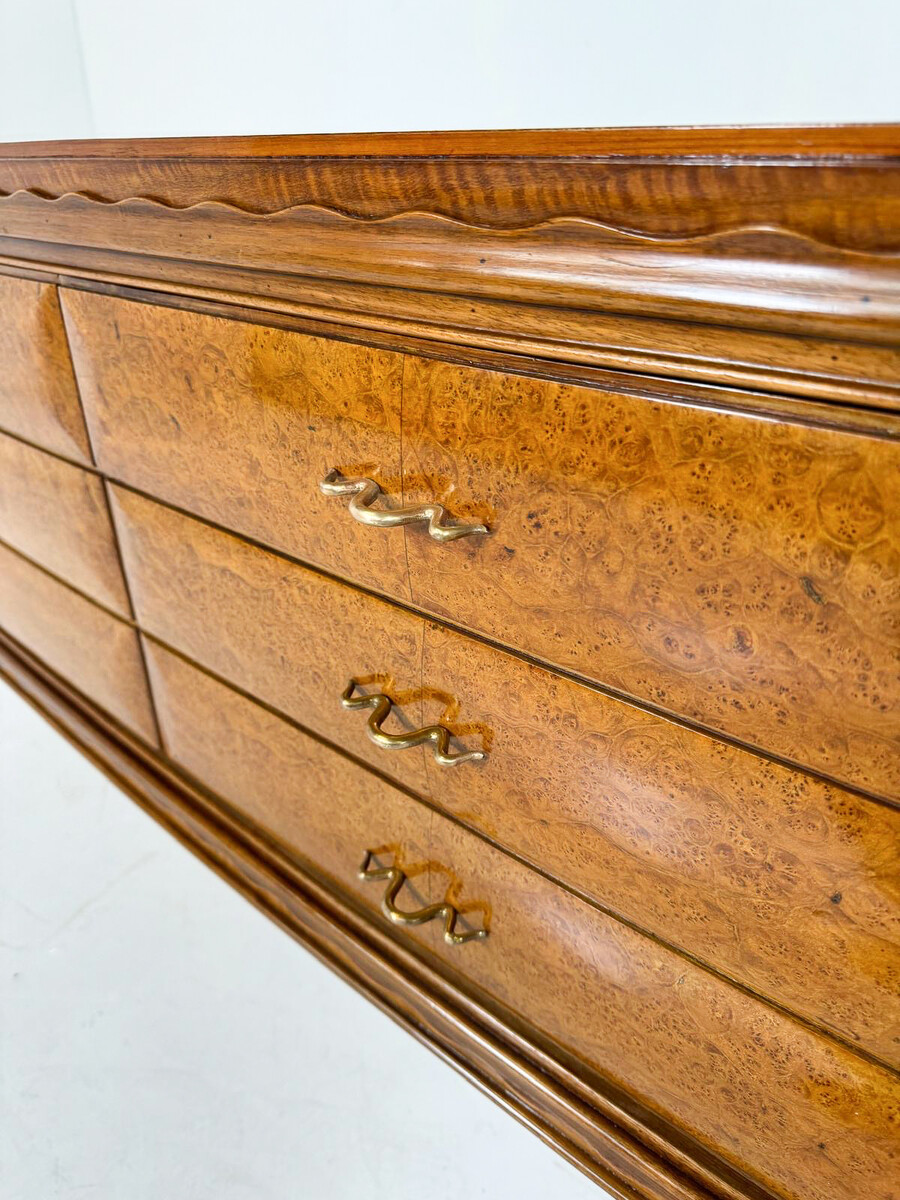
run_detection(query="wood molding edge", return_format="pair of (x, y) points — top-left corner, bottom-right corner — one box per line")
(0, 626), (776, 1200)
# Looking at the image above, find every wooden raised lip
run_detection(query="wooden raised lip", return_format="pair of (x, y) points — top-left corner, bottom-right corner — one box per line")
(1, 124), (900, 160)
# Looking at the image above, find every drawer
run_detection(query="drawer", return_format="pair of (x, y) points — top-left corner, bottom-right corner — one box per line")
(60, 290), (410, 599)
(401, 355), (900, 800)
(108, 486), (431, 795)
(144, 640), (900, 1200)
(109, 486), (900, 1066)
(419, 619), (900, 1069)
(0, 275), (92, 462)
(0, 542), (157, 742)
(0, 433), (131, 614)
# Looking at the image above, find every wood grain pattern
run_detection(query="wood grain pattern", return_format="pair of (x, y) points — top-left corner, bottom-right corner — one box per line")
(0, 432), (130, 613)
(61, 289), (410, 599)
(2, 190), (898, 351)
(144, 642), (900, 1200)
(0, 273), (91, 460)
(104, 483), (900, 1066)
(4, 128), (899, 1200)
(401, 354), (900, 800)
(0, 542), (156, 742)
(107, 486), (431, 794)
(0, 626), (781, 1200)
(51, 272), (900, 413)
(4, 124), (899, 157)
(419, 619), (900, 1069)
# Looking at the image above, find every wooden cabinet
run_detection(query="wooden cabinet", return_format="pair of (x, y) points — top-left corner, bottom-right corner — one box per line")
(2, 128), (899, 1200)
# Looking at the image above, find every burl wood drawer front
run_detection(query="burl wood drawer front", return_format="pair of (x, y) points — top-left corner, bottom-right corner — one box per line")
(0, 275), (92, 462)
(144, 641), (899, 1200)
(0, 543), (156, 742)
(419, 620), (900, 1070)
(107, 487), (429, 795)
(401, 356), (900, 801)
(0, 433), (130, 615)
(107, 486), (900, 1066)
(60, 290), (409, 600)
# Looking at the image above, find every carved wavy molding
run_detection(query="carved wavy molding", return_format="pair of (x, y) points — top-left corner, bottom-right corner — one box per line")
(1, 184), (898, 344)
(3, 185), (900, 260)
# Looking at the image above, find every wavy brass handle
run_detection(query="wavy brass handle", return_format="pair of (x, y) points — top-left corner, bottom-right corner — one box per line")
(341, 681), (485, 767)
(320, 468), (488, 542)
(359, 850), (488, 945)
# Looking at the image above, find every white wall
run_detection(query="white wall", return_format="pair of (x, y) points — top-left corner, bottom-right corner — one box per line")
(1, 0), (899, 143)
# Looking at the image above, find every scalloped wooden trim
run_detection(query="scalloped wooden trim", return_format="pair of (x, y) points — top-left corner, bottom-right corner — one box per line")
(3, 187), (900, 255)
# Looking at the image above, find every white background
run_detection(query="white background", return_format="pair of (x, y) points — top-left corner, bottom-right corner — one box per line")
(1, 2), (897, 1197)
(2, 0), (900, 141)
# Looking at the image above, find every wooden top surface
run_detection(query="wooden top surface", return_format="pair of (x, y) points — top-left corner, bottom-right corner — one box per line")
(2, 124), (900, 159)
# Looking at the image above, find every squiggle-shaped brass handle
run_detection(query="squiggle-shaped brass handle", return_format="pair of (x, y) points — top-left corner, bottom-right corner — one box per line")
(358, 850), (488, 945)
(319, 468), (488, 542)
(341, 681), (485, 766)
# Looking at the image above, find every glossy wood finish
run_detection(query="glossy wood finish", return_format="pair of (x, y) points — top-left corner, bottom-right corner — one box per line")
(0, 432), (130, 613)
(107, 486), (431, 794)
(61, 289), (409, 599)
(4, 129), (900, 1200)
(5, 125), (899, 157)
(418, 619), (900, 1069)
(0, 627), (799, 1200)
(401, 354), (900, 800)
(0, 543), (155, 742)
(0, 274), (92, 460)
(144, 642), (900, 1200)
(3, 128), (900, 413)
(103, 483), (900, 1067)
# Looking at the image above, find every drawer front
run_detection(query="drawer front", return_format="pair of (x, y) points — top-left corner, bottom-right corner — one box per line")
(144, 641), (900, 1200)
(0, 433), (130, 614)
(0, 543), (156, 742)
(418, 619), (900, 1069)
(401, 355), (900, 799)
(0, 275), (92, 462)
(61, 290), (409, 599)
(108, 486), (900, 1066)
(108, 487), (433, 795)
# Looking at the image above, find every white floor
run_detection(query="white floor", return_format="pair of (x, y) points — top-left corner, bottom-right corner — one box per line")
(0, 680), (608, 1199)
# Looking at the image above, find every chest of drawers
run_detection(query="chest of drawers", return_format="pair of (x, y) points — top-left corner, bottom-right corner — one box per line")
(1, 127), (898, 1200)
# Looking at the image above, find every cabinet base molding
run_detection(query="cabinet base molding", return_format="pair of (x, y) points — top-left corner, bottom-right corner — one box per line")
(1, 627), (769, 1200)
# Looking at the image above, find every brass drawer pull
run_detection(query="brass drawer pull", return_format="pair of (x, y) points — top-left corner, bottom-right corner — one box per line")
(359, 850), (488, 945)
(320, 468), (488, 542)
(341, 681), (485, 766)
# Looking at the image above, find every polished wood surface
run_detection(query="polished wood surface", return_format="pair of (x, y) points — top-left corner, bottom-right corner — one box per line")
(0, 275), (92, 461)
(4, 124), (899, 157)
(107, 486), (430, 793)
(0, 432), (130, 614)
(52, 288), (900, 801)
(0, 543), (156, 742)
(418, 619), (900, 1069)
(402, 354), (900, 800)
(144, 641), (900, 1200)
(3, 129), (899, 1200)
(0, 626), (799, 1200)
(104, 484), (900, 1067)
(3, 127), (900, 413)
(62, 289), (409, 599)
